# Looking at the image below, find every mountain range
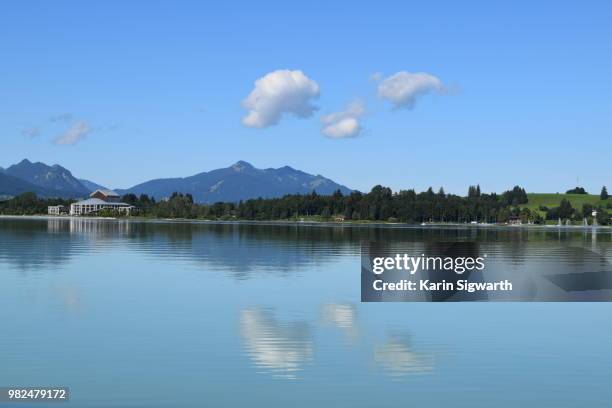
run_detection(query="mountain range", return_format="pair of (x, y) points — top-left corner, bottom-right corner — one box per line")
(1, 159), (90, 199)
(116, 161), (352, 202)
(77, 178), (108, 192)
(0, 159), (352, 203)
(0, 171), (58, 198)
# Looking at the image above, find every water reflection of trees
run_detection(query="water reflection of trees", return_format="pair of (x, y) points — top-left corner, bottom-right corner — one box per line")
(0, 218), (75, 271)
(1, 218), (610, 275)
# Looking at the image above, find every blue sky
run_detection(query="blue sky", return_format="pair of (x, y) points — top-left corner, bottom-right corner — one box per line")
(1, 1), (611, 194)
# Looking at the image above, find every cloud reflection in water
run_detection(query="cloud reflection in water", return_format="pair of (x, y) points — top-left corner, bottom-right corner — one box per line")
(320, 303), (359, 341)
(374, 333), (435, 377)
(239, 308), (313, 379)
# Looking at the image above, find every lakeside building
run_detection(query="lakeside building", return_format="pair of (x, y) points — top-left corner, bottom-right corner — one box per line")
(70, 189), (135, 216)
(48, 205), (69, 215)
(508, 215), (522, 225)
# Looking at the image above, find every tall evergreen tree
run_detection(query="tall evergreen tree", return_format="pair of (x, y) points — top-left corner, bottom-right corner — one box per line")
(468, 185), (481, 198)
(601, 186), (609, 200)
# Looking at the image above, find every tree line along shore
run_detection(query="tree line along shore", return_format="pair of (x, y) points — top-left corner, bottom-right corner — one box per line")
(0, 185), (610, 226)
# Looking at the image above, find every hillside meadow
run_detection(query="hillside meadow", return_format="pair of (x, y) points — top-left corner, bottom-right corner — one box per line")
(525, 193), (610, 215)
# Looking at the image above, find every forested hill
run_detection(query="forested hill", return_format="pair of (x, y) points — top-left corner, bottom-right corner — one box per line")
(2, 185), (610, 225)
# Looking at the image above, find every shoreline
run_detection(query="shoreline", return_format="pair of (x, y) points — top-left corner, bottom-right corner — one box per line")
(1, 214), (610, 230)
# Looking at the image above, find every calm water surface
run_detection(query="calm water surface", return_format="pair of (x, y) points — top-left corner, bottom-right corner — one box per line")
(1, 217), (611, 407)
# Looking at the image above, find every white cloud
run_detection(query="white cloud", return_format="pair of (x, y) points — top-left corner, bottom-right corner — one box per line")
(320, 100), (365, 138)
(377, 71), (443, 109)
(242, 69), (320, 128)
(49, 113), (73, 123)
(21, 127), (40, 138)
(369, 72), (383, 82)
(53, 121), (90, 145)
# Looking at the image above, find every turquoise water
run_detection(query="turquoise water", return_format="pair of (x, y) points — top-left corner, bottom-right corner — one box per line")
(1, 217), (611, 407)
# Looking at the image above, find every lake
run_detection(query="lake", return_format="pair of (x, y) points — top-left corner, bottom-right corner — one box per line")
(1, 217), (611, 407)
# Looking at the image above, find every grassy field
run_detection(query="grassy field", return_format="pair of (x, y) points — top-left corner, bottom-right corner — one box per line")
(525, 193), (609, 212)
